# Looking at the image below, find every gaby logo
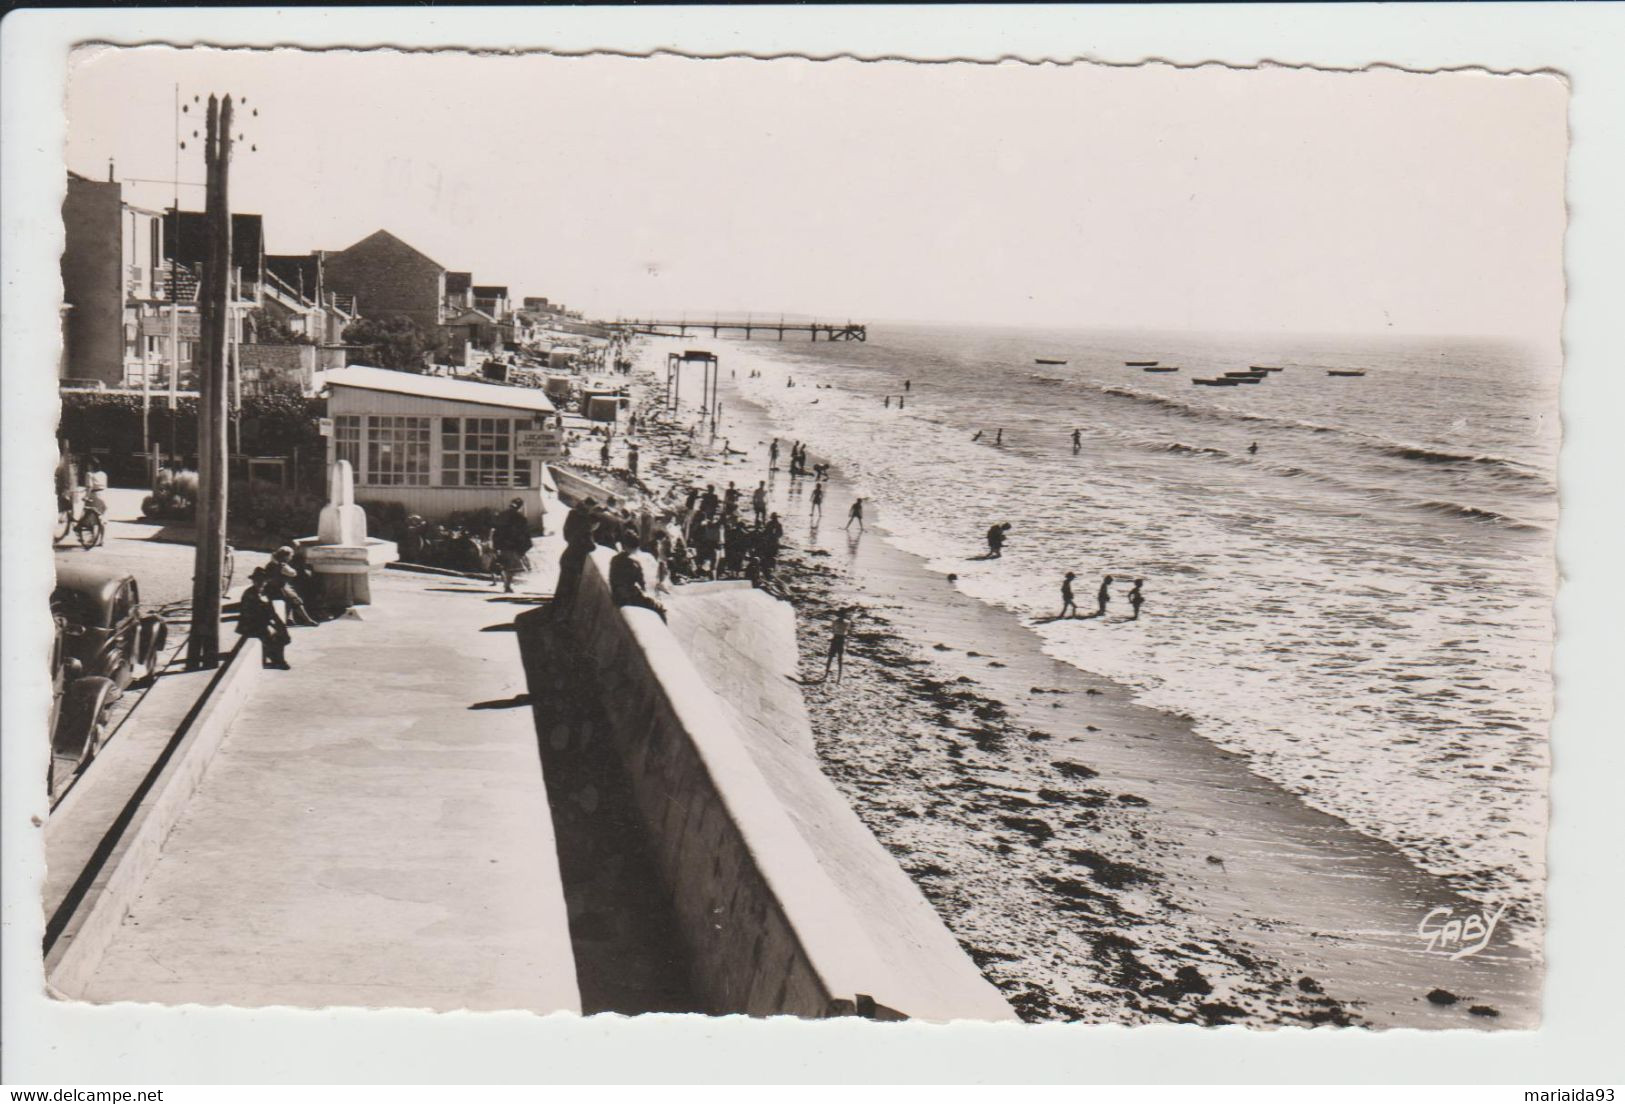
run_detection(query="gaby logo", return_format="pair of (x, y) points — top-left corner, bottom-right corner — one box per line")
(1418, 903), (1509, 959)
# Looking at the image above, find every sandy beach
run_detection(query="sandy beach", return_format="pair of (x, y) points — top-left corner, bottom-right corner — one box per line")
(574, 335), (1542, 1028)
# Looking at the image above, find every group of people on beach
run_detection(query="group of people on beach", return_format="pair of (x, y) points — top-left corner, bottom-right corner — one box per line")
(1059, 572), (1145, 621)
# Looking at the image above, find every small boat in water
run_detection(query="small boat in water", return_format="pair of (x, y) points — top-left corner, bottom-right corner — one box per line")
(1224, 370), (1268, 379)
(1230, 376), (1263, 384)
(1193, 378), (1240, 387)
(1125, 360), (1158, 367)
(1035, 358), (1068, 365)
(1142, 366), (1179, 373)
(1250, 365), (1284, 373)
(1327, 369), (1367, 377)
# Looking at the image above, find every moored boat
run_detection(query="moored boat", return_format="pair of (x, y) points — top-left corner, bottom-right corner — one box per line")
(1230, 376), (1264, 384)
(1035, 357), (1068, 365)
(1193, 378), (1240, 386)
(1327, 369), (1367, 377)
(1224, 370), (1268, 378)
(1125, 360), (1158, 367)
(1250, 365), (1284, 372)
(1142, 366), (1179, 372)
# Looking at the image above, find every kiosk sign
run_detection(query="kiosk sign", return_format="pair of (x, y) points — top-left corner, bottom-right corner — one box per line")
(515, 428), (564, 461)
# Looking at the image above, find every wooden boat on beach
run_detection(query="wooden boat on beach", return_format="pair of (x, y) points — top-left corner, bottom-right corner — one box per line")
(549, 463), (622, 507)
(1193, 378), (1240, 387)
(1125, 360), (1158, 367)
(1142, 366), (1179, 372)
(1327, 369), (1367, 377)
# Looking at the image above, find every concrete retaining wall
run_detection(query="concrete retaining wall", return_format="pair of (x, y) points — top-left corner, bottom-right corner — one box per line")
(555, 552), (1016, 1020)
(46, 639), (263, 998)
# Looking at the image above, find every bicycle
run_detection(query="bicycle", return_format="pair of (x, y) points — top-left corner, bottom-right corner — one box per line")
(72, 498), (105, 550)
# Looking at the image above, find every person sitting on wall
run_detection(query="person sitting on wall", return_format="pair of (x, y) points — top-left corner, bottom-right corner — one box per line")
(609, 536), (667, 623)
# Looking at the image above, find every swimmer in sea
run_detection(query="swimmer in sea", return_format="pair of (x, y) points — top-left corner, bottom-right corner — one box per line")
(1072, 428), (1082, 454)
(972, 430), (983, 442)
(884, 395), (891, 408)
(995, 428), (1004, 446)
(1248, 441), (1259, 455)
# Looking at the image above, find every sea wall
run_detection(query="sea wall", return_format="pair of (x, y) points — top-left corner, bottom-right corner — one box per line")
(546, 550), (1017, 1021)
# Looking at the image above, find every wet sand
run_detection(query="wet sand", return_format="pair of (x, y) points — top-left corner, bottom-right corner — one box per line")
(619, 339), (1540, 1028)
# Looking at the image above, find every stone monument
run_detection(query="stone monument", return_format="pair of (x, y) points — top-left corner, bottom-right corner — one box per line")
(297, 459), (398, 609)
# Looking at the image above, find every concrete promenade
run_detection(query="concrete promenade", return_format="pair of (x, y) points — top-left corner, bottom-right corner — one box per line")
(75, 568), (579, 1014)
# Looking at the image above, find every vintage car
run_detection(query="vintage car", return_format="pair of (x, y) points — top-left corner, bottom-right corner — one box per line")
(48, 565), (169, 791)
(49, 615), (117, 795)
(52, 563), (169, 692)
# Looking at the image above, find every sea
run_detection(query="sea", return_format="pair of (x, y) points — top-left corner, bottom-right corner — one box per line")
(715, 322), (1556, 931)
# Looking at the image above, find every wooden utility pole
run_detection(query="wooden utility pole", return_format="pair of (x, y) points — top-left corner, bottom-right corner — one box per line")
(187, 94), (232, 669)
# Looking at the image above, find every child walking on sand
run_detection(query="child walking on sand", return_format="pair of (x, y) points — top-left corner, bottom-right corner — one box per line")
(1097, 574), (1114, 617)
(1060, 571), (1078, 619)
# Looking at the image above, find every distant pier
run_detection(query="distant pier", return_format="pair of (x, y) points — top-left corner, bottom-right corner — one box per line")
(616, 318), (867, 342)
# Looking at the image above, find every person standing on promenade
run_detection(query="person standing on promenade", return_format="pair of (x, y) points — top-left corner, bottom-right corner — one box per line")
(1060, 571), (1078, 619)
(600, 436), (612, 469)
(810, 480), (825, 522)
(1096, 574), (1114, 618)
(752, 481), (768, 525)
(986, 522), (1012, 558)
(846, 496), (865, 532)
(700, 484), (720, 519)
(823, 607), (856, 683)
(1128, 578), (1146, 620)
(610, 536), (667, 622)
(492, 497), (534, 594)
(237, 567), (291, 670)
(1072, 428), (1082, 454)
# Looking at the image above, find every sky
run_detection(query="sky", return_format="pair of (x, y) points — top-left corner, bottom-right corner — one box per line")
(65, 47), (1568, 343)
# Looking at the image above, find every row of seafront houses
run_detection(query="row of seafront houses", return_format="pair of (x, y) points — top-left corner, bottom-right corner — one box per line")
(59, 168), (623, 521)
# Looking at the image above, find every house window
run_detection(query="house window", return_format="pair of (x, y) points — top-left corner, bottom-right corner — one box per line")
(334, 415), (362, 475)
(364, 416), (431, 486)
(440, 416), (531, 488)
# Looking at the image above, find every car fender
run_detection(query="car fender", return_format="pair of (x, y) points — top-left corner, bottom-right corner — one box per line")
(53, 675), (116, 770)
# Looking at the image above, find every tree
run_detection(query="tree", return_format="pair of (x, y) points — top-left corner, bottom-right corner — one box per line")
(342, 316), (436, 373)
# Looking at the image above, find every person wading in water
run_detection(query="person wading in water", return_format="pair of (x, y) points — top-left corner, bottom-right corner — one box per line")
(1060, 571), (1078, 618)
(846, 496), (865, 532)
(986, 521), (1012, 558)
